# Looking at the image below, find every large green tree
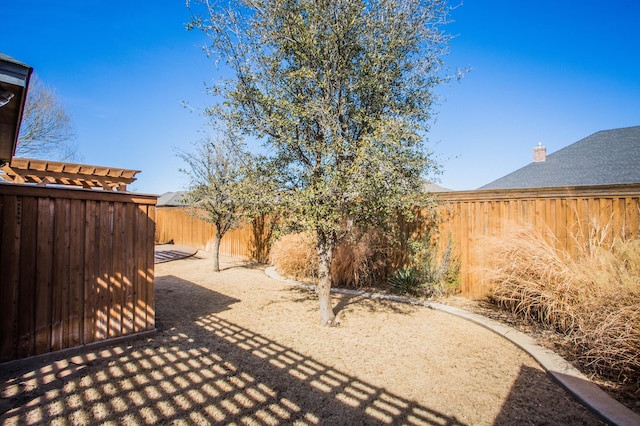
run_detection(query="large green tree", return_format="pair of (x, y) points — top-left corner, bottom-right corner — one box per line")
(188, 0), (457, 324)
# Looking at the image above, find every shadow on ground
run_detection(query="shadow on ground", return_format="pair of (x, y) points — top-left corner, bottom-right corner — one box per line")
(1, 275), (465, 425)
(1, 273), (602, 425)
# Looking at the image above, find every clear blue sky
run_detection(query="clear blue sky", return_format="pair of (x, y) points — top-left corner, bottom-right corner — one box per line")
(3, 1), (639, 194)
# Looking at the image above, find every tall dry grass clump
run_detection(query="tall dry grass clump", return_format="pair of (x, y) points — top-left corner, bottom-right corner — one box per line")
(270, 225), (459, 296)
(484, 226), (581, 333)
(270, 230), (393, 288)
(248, 213), (276, 263)
(484, 222), (640, 387)
(269, 232), (318, 282)
(331, 229), (392, 288)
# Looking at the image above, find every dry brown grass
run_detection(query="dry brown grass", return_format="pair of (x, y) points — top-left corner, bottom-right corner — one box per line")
(483, 226), (581, 333)
(331, 229), (392, 288)
(484, 221), (640, 389)
(270, 230), (392, 288)
(269, 232), (318, 282)
(248, 213), (275, 263)
(270, 223), (459, 294)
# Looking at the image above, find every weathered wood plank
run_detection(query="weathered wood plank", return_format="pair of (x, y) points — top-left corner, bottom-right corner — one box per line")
(51, 197), (70, 352)
(122, 202), (136, 336)
(0, 195), (20, 361)
(17, 196), (37, 358)
(134, 204), (148, 333)
(68, 199), (85, 347)
(83, 200), (98, 344)
(34, 197), (54, 355)
(97, 201), (113, 340)
(109, 202), (125, 338)
(628, 197), (637, 234)
(146, 205), (156, 331)
(458, 202), (470, 296)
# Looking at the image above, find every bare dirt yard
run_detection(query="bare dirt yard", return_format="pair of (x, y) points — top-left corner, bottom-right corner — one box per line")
(1, 251), (604, 425)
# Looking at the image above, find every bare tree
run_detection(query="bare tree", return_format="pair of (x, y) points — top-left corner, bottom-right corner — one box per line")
(179, 122), (255, 272)
(16, 74), (78, 161)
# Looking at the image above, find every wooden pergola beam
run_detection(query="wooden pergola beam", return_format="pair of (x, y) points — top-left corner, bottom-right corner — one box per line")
(0, 158), (140, 191)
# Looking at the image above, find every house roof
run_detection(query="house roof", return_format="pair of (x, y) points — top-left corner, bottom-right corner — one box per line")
(479, 126), (640, 190)
(157, 183), (449, 207)
(157, 191), (188, 207)
(0, 53), (33, 165)
(424, 182), (451, 192)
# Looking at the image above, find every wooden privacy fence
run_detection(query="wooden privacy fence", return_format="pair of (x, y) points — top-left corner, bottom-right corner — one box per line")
(155, 207), (252, 258)
(0, 183), (156, 363)
(155, 184), (640, 299)
(435, 184), (640, 298)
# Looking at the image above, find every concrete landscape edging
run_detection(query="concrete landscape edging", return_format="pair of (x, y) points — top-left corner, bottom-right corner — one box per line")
(265, 266), (640, 426)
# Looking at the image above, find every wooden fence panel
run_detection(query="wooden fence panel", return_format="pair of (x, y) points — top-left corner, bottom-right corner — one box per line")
(155, 184), (640, 299)
(0, 195), (19, 360)
(435, 184), (640, 298)
(0, 183), (156, 363)
(18, 196), (37, 358)
(155, 207), (253, 259)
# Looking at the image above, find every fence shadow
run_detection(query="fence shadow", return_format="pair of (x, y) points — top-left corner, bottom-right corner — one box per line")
(1, 274), (602, 425)
(2, 275), (466, 425)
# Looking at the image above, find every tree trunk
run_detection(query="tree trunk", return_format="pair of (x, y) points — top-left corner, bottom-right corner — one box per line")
(317, 230), (337, 325)
(212, 232), (222, 272)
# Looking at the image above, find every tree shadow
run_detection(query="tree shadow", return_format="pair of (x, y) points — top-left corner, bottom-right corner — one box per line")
(332, 293), (417, 316)
(281, 279), (416, 317)
(1, 275), (466, 425)
(219, 261), (267, 272)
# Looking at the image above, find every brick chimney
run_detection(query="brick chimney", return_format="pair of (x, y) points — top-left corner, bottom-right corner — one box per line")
(533, 142), (546, 162)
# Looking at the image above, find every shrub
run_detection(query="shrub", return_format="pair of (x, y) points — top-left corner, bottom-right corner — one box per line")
(388, 266), (423, 296)
(269, 232), (318, 282)
(269, 212), (459, 294)
(485, 222), (640, 387)
(332, 228), (392, 289)
(248, 212), (276, 263)
(270, 228), (393, 287)
(410, 234), (460, 297)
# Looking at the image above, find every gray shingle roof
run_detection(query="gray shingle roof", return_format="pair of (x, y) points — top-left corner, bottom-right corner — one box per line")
(157, 191), (187, 207)
(424, 182), (451, 192)
(479, 126), (640, 190)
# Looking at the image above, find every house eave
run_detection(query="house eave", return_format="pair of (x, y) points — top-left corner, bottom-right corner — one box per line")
(0, 53), (33, 166)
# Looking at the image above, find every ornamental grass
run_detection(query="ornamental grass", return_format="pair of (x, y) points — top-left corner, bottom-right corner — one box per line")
(484, 221), (640, 388)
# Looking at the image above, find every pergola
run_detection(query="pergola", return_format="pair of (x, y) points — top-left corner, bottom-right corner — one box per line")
(0, 157), (140, 191)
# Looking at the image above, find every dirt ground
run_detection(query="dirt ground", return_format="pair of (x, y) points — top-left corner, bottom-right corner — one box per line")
(1, 251), (604, 425)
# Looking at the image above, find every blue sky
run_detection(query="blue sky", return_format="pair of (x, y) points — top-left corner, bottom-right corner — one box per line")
(3, 1), (639, 194)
